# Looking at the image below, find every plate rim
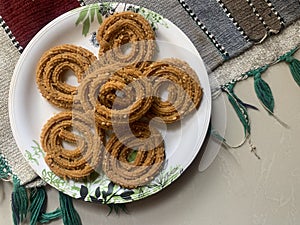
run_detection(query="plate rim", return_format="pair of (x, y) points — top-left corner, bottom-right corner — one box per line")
(8, 2), (212, 203)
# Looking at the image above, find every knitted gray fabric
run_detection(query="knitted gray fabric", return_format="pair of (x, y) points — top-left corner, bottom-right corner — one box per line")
(184, 0), (252, 57)
(0, 28), (44, 187)
(270, 0), (300, 25)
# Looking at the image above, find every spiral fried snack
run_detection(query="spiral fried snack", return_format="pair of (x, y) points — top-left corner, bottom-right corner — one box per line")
(36, 44), (97, 109)
(103, 122), (165, 189)
(41, 111), (104, 180)
(143, 58), (203, 123)
(78, 64), (153, 129)
(96, 11), (156, 65)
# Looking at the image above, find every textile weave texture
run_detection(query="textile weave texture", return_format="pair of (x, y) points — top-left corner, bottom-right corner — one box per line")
(0, 0), (300, 187)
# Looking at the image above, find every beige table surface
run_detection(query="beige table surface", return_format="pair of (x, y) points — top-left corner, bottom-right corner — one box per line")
(1, 51), (300, 225)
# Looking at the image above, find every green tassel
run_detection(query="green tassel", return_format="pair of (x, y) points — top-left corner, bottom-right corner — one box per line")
(227, 91), (251, 135)
(11, 177), (28, 225)
(286, 55), (300, 86)
(254, 73), (275, 113)
(249, 66), (288, 127)
(30, 187), (65, 224)
(0, 154), (12, 179)
(221, 82), (251, 138)
(59, 192), (82, 225)
(29, 187), (47, 225)
(39, 209), (62, 223)
(278, 47), (300, 86)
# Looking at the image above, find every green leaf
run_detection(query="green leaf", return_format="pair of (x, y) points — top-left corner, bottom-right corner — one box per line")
(97, 10), (102, 24)
(90, 6), (96, 23)
(47, 171), (56, 182)
(120, 190), (134, 200)
(88, 171), (100, 182)
(42, 169), (47, 178)
(127, 150), (138, 162)
(95, 187), (101, 198)
(106, 182), (115, 196)
(75, 8), (88, 26)
(82, 17), (90, 37)
(254, 75), (275, 113)
(25, 150), (32, 158)
(53, 178), (63, 188)
(71, 186), (81, 192)
(80, 185), (88, 200)
(31, 140), (45, 157)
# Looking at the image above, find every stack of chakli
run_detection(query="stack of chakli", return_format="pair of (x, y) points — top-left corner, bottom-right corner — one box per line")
(35, 11), (203, 189)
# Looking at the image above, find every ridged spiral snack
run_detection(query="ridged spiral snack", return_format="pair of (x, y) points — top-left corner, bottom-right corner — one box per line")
(143, 58), (203, 123)
(77, 64), (153, 129)
(97, 11), (156, 65)
(41, 111), (104, 180)
(103, 122), (165, 189)
(36, 44), (97, 109)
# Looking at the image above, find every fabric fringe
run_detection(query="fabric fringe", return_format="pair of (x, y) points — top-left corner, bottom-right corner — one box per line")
(0, 153), (13, 180)
(215, 45), (300, 156)
(289, 58), (300, 86)
(0, 154), (29, 225)
(279, 46), (300, 86)
(217, 73), (253, 149)
(29, 187), (63, 225)
(223, 85), (251, 136)
(39, 208), (63, 223)
(250, 66), (275, 113)
(11, 177), (29, 225)
(59, 192), (82, 225)
(2, 148), (82, 225)
(1, 151), (124, 225)
(29, 187), (46, 225)
(9, 178), (82, 225)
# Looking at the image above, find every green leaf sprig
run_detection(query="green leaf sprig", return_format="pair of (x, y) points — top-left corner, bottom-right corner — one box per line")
(75, 4), (103, 37)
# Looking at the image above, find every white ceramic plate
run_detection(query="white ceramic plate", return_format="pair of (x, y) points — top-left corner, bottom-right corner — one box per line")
(9, 2), (211, 204)
(198, 93), (227, 172)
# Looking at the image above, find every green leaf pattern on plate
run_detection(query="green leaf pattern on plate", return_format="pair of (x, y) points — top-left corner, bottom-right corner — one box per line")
(26, 136), (182, 202)
(134, 165), (183, 199)
(79, 164), (183, 203)
(127, 5), (169, 30)
(75, 4), (103, 37)
(41, 168), (81, 198)
(25, 140), (45, 166)
(42, 169), (65, 189)
(75, 3), (168, 38)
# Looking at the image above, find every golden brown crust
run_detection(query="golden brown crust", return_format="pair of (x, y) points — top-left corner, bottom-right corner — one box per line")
(96, 11), (156, 65)
(103, 122), (165, 189)
(77, 64), (153, 129)
(36, 44), (97, 109)
(143, 58), (203, 123)
(41, 111), (104, 180)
